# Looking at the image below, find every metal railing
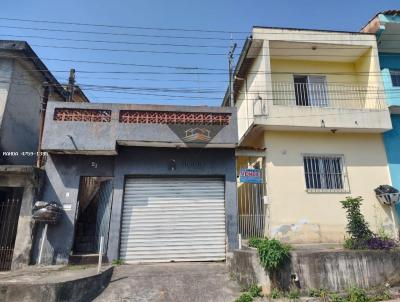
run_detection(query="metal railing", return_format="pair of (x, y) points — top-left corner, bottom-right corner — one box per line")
(237, 182), (266, 239)
(272, 82), (385, 110)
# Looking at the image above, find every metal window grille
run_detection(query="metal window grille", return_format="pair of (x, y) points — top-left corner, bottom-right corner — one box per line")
(0, 198), (21, 271)
(303, 155), (347, 192)
(390, 70), (400, 87)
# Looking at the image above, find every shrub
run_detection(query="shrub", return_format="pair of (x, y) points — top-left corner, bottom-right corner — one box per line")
(340, 196), (373, 242)
(248, 237), (263, 248)
(308, 288), (329, 299)
(329, 293), (346, 302)
(270, 288), (284, 299)
(257, 239), (291, 271)
(366, 236), (397, 250)
(340, 196), (397, 250)
(287, 288), (300, 300)
(343, 238), (368, 250)
(247, 284), (262, 298)
(346, 286), (370, 302)
(234, 292), (253, 302)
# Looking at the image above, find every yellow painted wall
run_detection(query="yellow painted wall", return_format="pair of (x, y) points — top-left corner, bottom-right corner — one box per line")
(264, 130), (395, 243)
(270, 59), (360, 85)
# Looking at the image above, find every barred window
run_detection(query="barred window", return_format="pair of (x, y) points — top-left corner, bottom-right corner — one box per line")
(303, 155), (346, 192)
(390, 69), (400, 87)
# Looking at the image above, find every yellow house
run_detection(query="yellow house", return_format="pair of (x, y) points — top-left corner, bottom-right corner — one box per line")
(225, 27), (396, 244)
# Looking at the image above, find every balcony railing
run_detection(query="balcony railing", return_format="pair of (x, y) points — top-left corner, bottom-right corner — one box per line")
(271, 82), (385, 110)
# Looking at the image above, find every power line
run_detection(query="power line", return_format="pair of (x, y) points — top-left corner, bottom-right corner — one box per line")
(0, 16), (248, 34)
(0, 24), (239, 41)
(0, 34), (232, 49)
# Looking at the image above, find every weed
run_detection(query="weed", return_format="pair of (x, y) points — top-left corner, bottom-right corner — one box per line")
(234, 292), (253, 302)
(111, 258), (124, 265)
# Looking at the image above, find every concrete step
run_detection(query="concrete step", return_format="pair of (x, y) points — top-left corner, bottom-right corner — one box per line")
(69, 254), (108, 265)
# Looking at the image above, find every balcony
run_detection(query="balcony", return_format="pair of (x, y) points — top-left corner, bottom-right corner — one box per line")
(248, 81), (391, 134)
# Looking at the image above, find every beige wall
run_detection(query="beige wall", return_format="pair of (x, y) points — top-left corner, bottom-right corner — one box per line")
(264, 130), (395, 243)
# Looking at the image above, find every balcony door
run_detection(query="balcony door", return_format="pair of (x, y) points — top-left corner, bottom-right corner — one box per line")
(294, 75), (328, 107)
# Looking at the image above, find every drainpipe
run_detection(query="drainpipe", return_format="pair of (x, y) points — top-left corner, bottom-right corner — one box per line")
(36, 82), (49, 168)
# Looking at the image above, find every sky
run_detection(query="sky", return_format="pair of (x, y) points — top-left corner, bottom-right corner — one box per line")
(0, 0), (399, 106)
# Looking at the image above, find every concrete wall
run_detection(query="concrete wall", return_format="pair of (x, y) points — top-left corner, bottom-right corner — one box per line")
(231, 247), (400, 292)
(42, 102), (237, 153)
(264, 130), (394, 243)
(0, 57), (63, 165)
(34, 147), (238, 264)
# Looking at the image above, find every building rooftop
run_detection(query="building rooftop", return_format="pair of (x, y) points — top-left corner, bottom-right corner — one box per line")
(0, 40), (67, 100)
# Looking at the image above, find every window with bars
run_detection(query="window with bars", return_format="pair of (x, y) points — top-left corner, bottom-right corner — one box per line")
(390, 69), (400, 87)
(303, 155), (346, 192)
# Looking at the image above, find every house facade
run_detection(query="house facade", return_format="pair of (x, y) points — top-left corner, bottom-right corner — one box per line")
(225, 27), (395, 243)
(362, 10), (400, 218)
(34, 101), (238, 265)
(0, 41), (71, 271)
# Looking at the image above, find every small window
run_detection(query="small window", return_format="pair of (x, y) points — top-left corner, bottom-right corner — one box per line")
(303, 155), (346, 192)
(390, 70), (400, 87)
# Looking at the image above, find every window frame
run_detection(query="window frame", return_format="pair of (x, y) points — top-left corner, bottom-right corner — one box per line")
(389, 69), (400, 87)
(293, 75), (329, 107)
(302, 153), (349, 193)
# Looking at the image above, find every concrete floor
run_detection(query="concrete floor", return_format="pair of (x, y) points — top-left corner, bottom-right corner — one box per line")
(93, 262), (242, 302)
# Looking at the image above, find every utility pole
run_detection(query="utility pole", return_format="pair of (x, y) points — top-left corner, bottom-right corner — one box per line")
(68, 68), (76, 102)
(228, 43), (237, 107)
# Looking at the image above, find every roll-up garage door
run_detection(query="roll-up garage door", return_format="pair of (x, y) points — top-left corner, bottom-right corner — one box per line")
(120, 177), (226, 263)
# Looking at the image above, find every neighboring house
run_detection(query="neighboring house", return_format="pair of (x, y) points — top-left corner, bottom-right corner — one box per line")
(362, 10), (400, 218)
(0, 40), (84, 271)
(223, 27), (395, 243)
(34, 101), (238, 265)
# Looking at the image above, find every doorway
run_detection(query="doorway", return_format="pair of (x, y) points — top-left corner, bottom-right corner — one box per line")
(73, 177), (113, 255)
(236, 157), (267, 239)
(0, 187), (23, 271)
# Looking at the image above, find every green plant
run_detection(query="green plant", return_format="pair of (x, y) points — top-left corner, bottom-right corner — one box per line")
(234, 292), (253, 302)
(329, 293), (347, 302)
(369, 290), (391, 302)
(341, 196), (373, 243)
(308, 288), (329, 299)
(256, 239), (291, 271)
(270, 288), (284, 299)
(308, 288), (321, 297)
(287, 288), (300, 300)
(247, 284), (262, 298)
(112, 258), (124, 265)
(248, 237), (263, 248)
(346, 286), (370, 302)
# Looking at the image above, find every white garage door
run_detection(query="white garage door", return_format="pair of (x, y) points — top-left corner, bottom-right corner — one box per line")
(120, 177), (226, 263)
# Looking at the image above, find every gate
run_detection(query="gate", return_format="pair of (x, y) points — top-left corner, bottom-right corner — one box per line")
(238, 182), (266, 238)
(237, 155), (267, 239)
(0, 198), (21, 271)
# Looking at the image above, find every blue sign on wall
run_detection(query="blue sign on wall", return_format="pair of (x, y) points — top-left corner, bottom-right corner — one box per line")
(239, 168), (262, 183)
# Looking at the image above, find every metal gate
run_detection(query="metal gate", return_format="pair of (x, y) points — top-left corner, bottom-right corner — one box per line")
(238, 182), (266, 238)
(237, 155), (267, 239)
(0, 198), (21, 271)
